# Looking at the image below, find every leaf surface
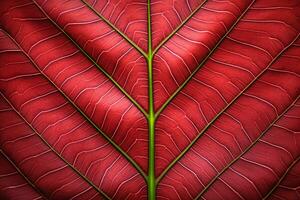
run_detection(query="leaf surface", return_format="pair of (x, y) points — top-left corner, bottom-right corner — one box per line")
(0, 0), (299, 199)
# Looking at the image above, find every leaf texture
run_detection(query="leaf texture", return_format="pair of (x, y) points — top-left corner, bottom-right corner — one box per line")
(0, 0), (299, 199)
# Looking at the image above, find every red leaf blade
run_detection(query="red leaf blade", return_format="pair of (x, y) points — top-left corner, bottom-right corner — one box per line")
(0, 0), (299, 199)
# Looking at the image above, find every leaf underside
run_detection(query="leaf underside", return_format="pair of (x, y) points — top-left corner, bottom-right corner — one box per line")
(0, 0), (300, 200)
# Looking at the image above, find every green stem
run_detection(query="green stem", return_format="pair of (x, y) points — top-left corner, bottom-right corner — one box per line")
(147, 58), (156, 197)
(147, 1), (156, 199)
(148, 54), (155, 200)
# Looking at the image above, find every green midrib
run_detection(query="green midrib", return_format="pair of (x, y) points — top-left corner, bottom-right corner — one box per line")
(146, 1), (209, 198)
(147, 0), (156, 199)
(147, 55), (155, 200)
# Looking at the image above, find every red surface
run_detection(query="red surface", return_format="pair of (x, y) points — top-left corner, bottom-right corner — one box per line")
(155, 0), (300, 175)
(269, 159), (300, 200)
(153, 0), (254, 110)
(36, 0), (149, 111)
(0, 0), (300, 199)
(85, 0), (149, 52)
(0, 30), (146, 199)
(0, 151), (44, 200)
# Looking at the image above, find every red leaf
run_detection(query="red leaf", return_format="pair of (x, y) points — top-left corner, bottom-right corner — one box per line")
(0, 0), (299, 199)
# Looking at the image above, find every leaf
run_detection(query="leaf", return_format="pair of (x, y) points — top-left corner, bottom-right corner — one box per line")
(0, 0), (299, 199)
